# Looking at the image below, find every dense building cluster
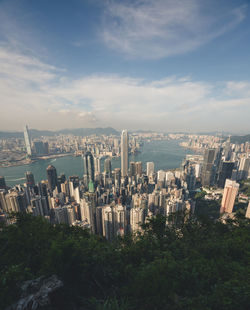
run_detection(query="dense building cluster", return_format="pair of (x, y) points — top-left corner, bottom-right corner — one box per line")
(0, 131), (250, 239)
(181, 137), (250, 190)
(23, 126), (143, 158)
(0, 125), (143, 167)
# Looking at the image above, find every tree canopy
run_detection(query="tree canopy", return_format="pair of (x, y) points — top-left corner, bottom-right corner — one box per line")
(0, 213), (250, 309)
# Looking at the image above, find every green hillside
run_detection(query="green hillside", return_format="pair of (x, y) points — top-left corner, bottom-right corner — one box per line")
(230, 134), (250, 144)
(1, 213), (250, 310)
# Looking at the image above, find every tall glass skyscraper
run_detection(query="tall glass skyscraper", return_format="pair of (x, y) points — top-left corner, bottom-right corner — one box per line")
(201, 148), (216, 187)
(46, 165), (58, 192)
(104, 158), (112, 178)
(23, 125), (32, 156)
(0, 176), (6, 189)
(121, 130), (129, 177)
(82, 151), (95, 184)
(25, 171), (35, 187)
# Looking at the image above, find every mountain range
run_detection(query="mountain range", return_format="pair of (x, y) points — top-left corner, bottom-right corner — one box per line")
(0, 127), (119, 139)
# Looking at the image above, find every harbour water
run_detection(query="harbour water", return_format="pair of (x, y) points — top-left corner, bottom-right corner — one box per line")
(0, 140), (193, 187)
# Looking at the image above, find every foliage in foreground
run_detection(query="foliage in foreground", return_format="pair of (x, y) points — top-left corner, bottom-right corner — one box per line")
(239, 180), (250, 197)
(0, 213), (250, 310)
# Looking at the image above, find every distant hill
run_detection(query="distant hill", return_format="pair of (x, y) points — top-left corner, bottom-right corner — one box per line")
(58, 127), (119, 136)
(0, 127), (119, 139)
(0, 131), (23, 139)
(230, 134), (250, 144)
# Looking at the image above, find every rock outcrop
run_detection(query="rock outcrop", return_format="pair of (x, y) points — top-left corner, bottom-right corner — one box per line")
(6, 275), (63, 310)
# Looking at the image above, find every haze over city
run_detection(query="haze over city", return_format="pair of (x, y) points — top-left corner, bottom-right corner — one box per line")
(0, 0), (250, 132)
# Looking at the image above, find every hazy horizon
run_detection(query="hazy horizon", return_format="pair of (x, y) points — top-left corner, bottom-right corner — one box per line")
(0, 126), (249, 136)
(0, 0), (250, 132)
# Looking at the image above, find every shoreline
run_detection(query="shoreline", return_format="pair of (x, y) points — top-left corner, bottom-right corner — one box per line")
(179, 143), (204, 154)
(0, 153), (74, 168)
(1, 140), (193, 187)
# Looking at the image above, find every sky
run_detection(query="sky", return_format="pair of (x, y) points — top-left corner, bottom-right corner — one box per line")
(0, 0), (250, 133)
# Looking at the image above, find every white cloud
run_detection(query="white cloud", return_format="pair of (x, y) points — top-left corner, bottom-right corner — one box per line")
(0, 44), (249, 132)
(225, 81), (250, 97)
(101, 0), (246, 59)
(0, 0), (248, 133)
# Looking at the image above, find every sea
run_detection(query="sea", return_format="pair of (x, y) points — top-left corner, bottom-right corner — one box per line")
(0, 139), (193, 187)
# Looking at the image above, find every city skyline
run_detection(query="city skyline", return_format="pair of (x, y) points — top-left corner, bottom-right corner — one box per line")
(0, 0), (250, 132)
(1, 134), (249, 229)
(0, 127), (249, 243)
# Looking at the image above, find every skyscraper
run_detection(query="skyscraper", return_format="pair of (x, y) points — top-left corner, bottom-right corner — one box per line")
(113, 204), (127, 237)
(135, 162), (142, 176)
(0, 176), (6, 190)
(129, 162), (136, 177)
(94, 156), (101, 174)
(34, 141), (46, 155)
(201, 149), (216, 187)
(238, 157), (250, 180)
(130, 207), (145, 233)
(224, 137), (231, 161)
(102, 205), (114, 241)
(121, 130), (129, 177)
(114, 168), (121, 186)
(220, 179), (239, 214)
(5, 191), (28, 212)
(23, 125), (32, 156)
(217, 161), (234, 188)
(82, 151), (95, 187)
(104, 158), (112, 177)
(46, 165), (58, 192)
(25, 171), (35, 187)
(146, 162), (154, 177)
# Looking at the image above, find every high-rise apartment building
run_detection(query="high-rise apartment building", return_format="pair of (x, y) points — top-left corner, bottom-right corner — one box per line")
(102, 205), (114, 241)
(135, 162), (142, 176)
(157, 170), (166, 182)
(33, 141), (49, 155)
(130, 207), (145, 232)
(146, 162), (154, 177)
(129, 162), (136, 177)
(0, 190), (7, 212)
(94, 156), (101, 174)
(121, 130), (129, 177)
(31, 196), (44, 216)
(5, 191), (28, 213)
(113, 204), (127, 237)
(114, 138), (119, 148)
(23, 125), (32, 156)
(245, 201), (250, 219)
(33, 141), (44, 155)
(114, 168), (121, 186)
(43, 142), (49, 154)
(220, 179), (239, 214)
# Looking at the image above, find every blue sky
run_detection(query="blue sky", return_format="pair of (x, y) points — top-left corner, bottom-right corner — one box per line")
(0, 0), (249, 133)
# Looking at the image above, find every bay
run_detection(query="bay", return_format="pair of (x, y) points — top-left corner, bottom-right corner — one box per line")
(0, 139), (193, 187)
